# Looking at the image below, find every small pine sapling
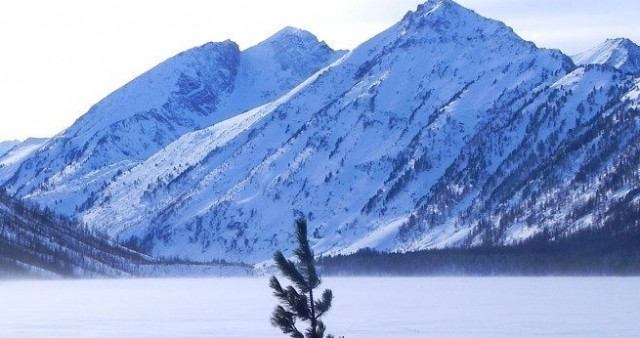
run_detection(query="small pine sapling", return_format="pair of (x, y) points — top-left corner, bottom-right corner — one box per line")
(270, 218), (338, 338)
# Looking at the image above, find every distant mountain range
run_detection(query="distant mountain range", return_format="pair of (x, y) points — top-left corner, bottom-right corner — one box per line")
(1, 0), (639, 268)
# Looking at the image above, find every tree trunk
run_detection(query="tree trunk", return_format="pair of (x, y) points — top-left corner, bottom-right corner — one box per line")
(309, 287), (317, 336)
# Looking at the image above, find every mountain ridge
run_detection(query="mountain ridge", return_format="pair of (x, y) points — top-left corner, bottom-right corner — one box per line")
(1, 0), (639, 266)
(1, 29), (344, 217)
(573, 38), (640, 74)
(81, 0), (581, 262)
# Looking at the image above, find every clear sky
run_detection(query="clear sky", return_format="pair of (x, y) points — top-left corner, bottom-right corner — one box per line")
(1, 0), (639, 142)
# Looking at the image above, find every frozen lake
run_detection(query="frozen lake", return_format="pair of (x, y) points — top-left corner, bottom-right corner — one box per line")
(1, 277), (638, 337)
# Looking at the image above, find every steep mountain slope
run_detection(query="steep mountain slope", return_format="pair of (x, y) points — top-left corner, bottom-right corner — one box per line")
(397, 65), (640, 251)
(573, 38), (640, 74)
(0, 189), (251, 278)
(5, 0), (639, 266)
(82, 0), (578, 262)
(0, 138), (48, 183)
(1, 28), (344, 215)
(0, 188), (148, 277)
(0, 140), (20, 158)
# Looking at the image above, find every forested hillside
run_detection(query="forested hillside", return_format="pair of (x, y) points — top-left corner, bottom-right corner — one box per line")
(0, 189), (250, 278)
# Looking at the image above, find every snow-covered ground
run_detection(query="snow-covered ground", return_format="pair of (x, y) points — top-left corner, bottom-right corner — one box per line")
(0, 277), (637, 337)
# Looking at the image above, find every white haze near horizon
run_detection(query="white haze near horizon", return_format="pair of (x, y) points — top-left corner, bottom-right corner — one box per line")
(0, 277), (638, 337)
(0, 0), (639, 141)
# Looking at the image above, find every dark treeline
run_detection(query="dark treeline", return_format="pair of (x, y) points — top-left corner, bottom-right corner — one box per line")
(319, 217), (640, 276)
(0, 188), (153, 278)
(0, 189), (250, 278)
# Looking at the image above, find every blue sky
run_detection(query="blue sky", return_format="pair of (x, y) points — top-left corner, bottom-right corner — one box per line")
(0, 0), (638, 141)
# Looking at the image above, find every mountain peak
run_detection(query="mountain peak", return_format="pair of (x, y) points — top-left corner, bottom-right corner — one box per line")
(573, 38), (640, 74)
(391, 0), (543, 53)
(250, 25), (345, 58)
(181, 39), (240, 61)
(200, 39), (238, 48)
(403, 0), (461, 22)
(258, 26), (326, 49)
(606, 37), (635, 45)
(414, 0), (456, 12)
(272, 26), (318, 41)
(243, 26), (345, 80)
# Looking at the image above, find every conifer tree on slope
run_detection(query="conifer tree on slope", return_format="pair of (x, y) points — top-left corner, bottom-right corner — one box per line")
(270, 218), (336, 338)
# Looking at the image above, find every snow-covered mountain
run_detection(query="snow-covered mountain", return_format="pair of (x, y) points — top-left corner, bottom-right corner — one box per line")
(573, 38), (640, 74)
(0, 28), (344, 214)
(0, 140), (20, 158)
(0, 188), (151, 277)
(399, 65), (640, 250)
(3, 0), (640, 265)
(0, 188), (251, 277)
(83, 0), (578, 261)
(0, 138), (48, 183)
